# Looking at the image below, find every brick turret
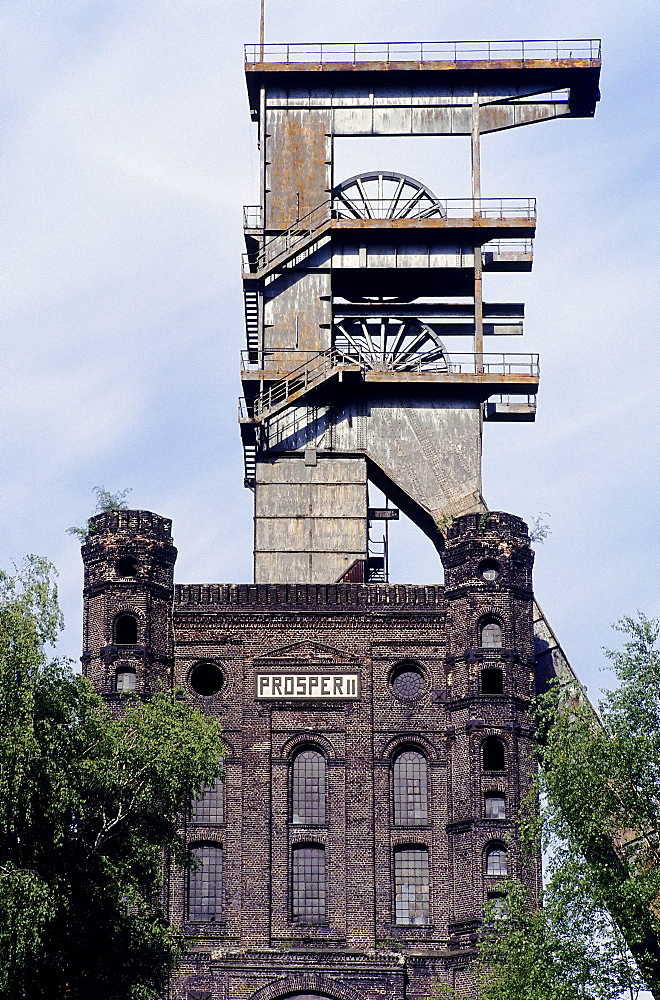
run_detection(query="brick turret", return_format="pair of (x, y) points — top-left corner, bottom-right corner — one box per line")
(81, 509), (177, 700)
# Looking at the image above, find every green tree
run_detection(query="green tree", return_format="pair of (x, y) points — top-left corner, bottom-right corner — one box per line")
(0, 556), (223, 1000)
(477, 614), (660, 999)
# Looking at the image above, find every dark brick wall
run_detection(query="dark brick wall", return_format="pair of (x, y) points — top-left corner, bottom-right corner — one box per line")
(81, 510), (540, 1000)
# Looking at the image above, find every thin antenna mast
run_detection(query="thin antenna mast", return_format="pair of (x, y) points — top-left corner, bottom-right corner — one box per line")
(259, 0), (265, 60)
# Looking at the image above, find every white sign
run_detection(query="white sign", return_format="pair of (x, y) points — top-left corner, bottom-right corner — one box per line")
(256, 672), (360, 700)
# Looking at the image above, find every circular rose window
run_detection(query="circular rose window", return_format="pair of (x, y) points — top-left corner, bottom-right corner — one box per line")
(391, 662), (426, 700)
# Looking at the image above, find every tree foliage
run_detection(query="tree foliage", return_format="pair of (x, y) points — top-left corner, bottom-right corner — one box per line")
(477, 614), (660, 999)
(0, 556), (223, 1000)
(67, 486), (132, 541)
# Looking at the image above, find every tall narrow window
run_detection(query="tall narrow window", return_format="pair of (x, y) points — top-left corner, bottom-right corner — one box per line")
(188, 844), (223, 921)
(292, 748), (326, 825)
(481, 620), (503, 648)
(393, 749), (428, 826)
(291, 845), (326, 923)
(192, 779), (225, 825)
(114, 613), (137, 645)
(482, 737), (506, 772)
(394, 847), (430, 925)
(486, 845), (508, 876)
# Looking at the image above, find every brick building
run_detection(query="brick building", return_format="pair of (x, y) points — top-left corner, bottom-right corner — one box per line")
(82, 507), (539, 999)
(80, 37), (600, 1000)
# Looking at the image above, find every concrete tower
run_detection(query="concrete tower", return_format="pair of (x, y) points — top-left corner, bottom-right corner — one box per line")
(239, 40), (600, 583)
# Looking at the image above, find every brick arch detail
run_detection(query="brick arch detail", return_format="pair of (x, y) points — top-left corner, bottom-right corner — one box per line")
(278, 731), (338, 760)
(378, 732), (439, 762)
(246, 972), (368, 1000)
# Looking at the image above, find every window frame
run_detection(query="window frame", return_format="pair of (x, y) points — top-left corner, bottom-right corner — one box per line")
(190, 778), (225, 826)
(391, 747), (429, 827)
(485, 843), (508, 877)
(115, 668), (136, 693)
(113, 612), (138, 646)
(290, 745), (327, 827)
(393, 844), (431, 926)
(389, 660), (427, 701)
(482, 736), (507, 772)
(187, 842), (223, 923)
(479, 618), (503, 649)
(484, 792), (507, 820)
(290, 842), (327, 925)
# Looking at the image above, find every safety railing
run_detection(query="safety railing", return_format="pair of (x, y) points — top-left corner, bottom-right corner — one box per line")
(483, 239), (534, 256)
(245, 39), (601, 66)
(242, 198), (536, 274)
(239, 348), (361, 420)
(487, 393), (538, 406)
(240, 350), (539, 422)
(241, 349), (538, 374)
(243, 205), (263, 229)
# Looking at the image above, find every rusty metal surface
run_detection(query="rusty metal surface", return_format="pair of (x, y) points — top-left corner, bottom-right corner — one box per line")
(265, 109), (331, 230)
(239, 39), (600, 579)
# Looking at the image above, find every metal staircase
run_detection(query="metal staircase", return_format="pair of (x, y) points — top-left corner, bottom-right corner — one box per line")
(240, 349), (362, 424)
(243, 287), (260, 362)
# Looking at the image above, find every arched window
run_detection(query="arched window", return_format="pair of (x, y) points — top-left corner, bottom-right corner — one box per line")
(394, 846), (429, 925)
(392, 749), (428, 826)
(114, 613), (137, 645)
(480, 620), (503, 649)
(484, 793), (506, 820)
(188, 844), (223, 921)
(291, 844), (326, 923)
(291, 748), (326, 826)
(486, 845), (508, 876)
(481, 668), (503, 694)
(192, 779), (225, 825)
(115, 669), (136, 693)
(482, 737), (506, 772)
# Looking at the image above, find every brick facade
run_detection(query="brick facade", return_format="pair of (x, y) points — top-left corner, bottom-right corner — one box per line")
(81, 508), (541, 999)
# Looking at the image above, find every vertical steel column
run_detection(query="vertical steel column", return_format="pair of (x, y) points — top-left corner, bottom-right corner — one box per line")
(471, 90), (484, 373)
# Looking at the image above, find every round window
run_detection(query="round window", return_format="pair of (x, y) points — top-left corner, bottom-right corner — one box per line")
(391, 662), (425, 700)
(479, 559), (501, 583)
(190, 661), (224, 697)
(116, 556), (138, 577)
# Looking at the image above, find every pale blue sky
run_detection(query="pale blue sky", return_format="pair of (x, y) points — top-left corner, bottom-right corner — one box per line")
(1, 0), (658, 704)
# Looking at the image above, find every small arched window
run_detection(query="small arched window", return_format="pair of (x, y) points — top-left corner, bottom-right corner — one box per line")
(484, 793), (506, 820)
(291, 844), (326, 923)
(291, 748), (326, 826)
(114, 613), (137, 645)
(392, 749), (428, 826)
(482, 737), (506, 772)
(192, 779), (225, 825)
(116, 669), (136, 693)
(480, 620), (503, 648)
(486, 845), (508, 876)
(188, 844), (223, 921)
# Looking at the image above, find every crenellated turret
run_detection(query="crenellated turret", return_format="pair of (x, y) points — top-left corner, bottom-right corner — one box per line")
(81, 509), (177, 700)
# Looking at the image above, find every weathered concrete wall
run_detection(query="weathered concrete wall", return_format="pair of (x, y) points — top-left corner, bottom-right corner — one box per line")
(259, 395), (484, 561)
(254, 455), (368, 583)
